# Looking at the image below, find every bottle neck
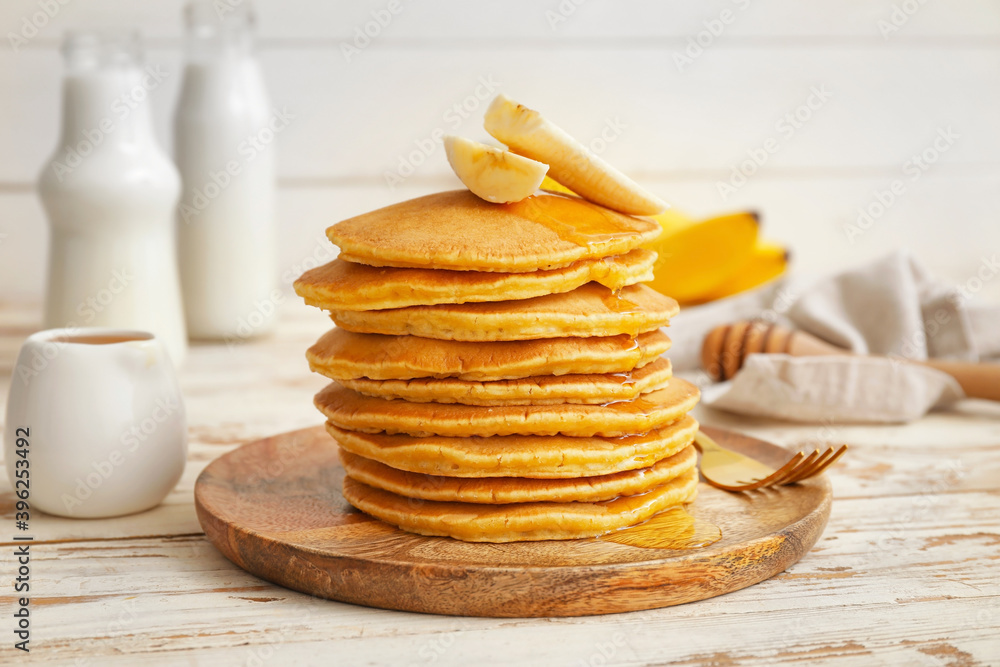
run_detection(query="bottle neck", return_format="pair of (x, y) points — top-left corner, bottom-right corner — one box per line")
(186, 31), (254, 63)
(185, 0), (256, 63)
(58, 31), (159, 150)
(60, 65), (158, 148)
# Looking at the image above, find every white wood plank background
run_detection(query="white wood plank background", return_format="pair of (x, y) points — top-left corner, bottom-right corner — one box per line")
(1, 0), (999, 302)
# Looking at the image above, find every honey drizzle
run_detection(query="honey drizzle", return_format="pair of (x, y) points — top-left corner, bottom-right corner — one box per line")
(51, 334), (151, 345)
(600, 506), (722, 550)
(601, 287), (641, 315)
(593, 255), (630, 291)
(608, 371), (637, 387)
(507, 192), (644, 251)
(599, 394), (662, 416)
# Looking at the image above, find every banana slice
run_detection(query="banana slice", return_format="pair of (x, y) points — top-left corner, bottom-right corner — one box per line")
(443, 135), (549, 204)
(484, 94), (667, 216)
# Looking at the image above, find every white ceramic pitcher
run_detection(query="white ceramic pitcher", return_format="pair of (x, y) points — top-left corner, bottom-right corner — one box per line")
(4, 328), (187, 518)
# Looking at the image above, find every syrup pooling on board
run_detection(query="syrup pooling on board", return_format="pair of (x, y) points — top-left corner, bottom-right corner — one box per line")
(508, 192), (648, 253)
(601, 506), (722, 549)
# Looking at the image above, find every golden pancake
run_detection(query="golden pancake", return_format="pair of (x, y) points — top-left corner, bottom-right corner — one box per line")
(339, 357), (673, 405)
(329, 283), (679, 341)
(329, 190), (662, 273)
(295, 249), (656, 312)
(339, 444), (696, 504)
(326, 415), (698, 478)
(307, 329), (671, 381)
(341, 468), (699, 542)
(315, 379), (699, 437)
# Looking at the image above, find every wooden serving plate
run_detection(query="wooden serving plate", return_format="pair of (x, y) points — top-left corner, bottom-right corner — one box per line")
(195, 425), (831, 617)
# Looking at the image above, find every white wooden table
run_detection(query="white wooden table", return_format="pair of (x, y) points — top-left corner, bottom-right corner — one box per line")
(1, 299), (998, 666)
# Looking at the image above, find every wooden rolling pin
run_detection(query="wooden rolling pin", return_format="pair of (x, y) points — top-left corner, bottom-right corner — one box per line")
(701, 320), (1000, 402)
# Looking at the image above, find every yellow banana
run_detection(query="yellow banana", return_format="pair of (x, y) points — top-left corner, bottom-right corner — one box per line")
(540, 177), (778, 304)
(644, 210), (760, 304)
(692, 240), (789, 303)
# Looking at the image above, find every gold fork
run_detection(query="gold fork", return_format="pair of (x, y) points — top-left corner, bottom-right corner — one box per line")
(693, 430), (847, 492)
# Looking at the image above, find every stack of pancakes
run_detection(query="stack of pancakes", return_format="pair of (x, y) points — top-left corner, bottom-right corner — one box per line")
(295, 189), (701, 543)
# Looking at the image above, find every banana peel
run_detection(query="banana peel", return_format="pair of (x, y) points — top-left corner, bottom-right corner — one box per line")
(645, 209), (760, 304)
(691, 240), (789, 303)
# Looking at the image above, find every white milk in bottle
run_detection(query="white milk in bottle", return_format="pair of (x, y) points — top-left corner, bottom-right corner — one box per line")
(39, 31), (188, 365)
(175, 1), (278, 341)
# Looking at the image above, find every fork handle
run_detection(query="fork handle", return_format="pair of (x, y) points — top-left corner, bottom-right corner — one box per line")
(693, 431), (724, 454)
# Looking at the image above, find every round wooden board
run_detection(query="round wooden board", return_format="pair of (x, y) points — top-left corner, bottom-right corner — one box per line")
(195, 425), (831, 617)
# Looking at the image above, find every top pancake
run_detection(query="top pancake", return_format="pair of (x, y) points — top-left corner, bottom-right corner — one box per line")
(329, 190), (662, 273)
(294, 248), (655, 311)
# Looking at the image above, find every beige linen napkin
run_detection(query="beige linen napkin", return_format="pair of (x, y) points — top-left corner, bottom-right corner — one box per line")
(669, 250), (999, 423)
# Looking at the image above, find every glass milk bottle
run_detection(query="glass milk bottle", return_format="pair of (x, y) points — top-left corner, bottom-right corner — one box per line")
(39, 31), (188, 365)
(175, 1), (277, 341)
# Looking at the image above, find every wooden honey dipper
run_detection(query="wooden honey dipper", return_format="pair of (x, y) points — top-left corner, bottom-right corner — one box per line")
(701, 320), (1000, 401)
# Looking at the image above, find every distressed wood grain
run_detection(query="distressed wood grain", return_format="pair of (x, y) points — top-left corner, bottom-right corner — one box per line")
(0, 300), (998, 663)
(0, 491), (995, 663)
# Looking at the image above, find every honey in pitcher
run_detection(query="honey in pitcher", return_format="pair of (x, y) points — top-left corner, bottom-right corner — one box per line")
(52, 333), (153, 345)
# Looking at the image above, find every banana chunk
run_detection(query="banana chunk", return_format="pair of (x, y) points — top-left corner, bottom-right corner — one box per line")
(444, 135), (549, 204)
(484, 94), (667, 216)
